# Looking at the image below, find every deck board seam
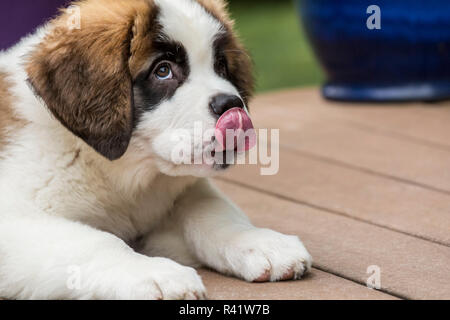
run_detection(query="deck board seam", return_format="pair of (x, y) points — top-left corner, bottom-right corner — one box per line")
(312, 265), (408, 300)
(217, 177), (450, 248)
(261, 89), (450, 153)
(336, 118), (450, 152)
(280, 144), (450, 197)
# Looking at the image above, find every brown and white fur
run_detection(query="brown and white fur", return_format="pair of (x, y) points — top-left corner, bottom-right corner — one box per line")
(0, 0), (311, 299)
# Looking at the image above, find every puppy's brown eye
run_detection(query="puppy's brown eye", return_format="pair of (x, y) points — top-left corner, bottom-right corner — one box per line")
(155, 63), (173, 80)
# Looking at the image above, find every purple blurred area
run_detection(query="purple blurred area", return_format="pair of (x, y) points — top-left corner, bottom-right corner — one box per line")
(0, 0), (70, 50)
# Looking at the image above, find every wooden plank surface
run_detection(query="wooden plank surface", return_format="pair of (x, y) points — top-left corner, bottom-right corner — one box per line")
(211, 181), (450, 300)
(250, 89), (450, 193)
(205, 88), (450, 300)
(255, 88), (450, 149)
(220, 89), (450, 245)
(220, 148), (450, 246)
(200, 268), (396, 300)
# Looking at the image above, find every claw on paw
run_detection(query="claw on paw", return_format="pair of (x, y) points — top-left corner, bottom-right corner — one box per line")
(253, 269), (271, 282)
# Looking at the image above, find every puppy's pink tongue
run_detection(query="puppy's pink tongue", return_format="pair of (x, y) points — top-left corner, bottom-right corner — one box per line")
(215, 107), (256, 152)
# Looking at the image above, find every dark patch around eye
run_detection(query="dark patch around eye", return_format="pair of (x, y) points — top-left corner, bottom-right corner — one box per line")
(132, 34), (190, 126)
(213, 33), (252, 104)
(213, 34), (231, 79)
(196, 2), (255, 104)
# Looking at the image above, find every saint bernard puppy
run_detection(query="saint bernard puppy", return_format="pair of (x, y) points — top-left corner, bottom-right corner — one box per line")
(0, 0), (312, 299)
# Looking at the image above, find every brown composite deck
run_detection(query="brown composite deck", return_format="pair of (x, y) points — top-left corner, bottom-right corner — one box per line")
(203, 88), (450, 300)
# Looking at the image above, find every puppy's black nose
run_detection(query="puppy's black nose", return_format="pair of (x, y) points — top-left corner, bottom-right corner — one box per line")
(210, 94), (244, 116)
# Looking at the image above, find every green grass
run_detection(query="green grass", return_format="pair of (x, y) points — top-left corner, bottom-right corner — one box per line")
(228, 1), (324, 92)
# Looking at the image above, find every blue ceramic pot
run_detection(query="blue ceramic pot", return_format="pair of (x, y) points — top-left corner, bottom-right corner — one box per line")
(296, 0), (450, 102)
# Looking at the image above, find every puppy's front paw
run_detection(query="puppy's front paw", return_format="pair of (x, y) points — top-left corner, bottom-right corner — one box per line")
(223, 229), (312, 282)
(149, 258), (207, 300)
(93, 257), (207, 300)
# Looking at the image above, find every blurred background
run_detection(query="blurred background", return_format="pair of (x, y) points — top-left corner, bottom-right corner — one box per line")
(230, 0), (450, 101)
(1, 0), (449, 100)
(228, 0), (323, 93)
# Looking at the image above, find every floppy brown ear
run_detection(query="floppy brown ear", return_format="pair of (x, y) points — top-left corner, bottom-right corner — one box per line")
(26, 0), (152, 160)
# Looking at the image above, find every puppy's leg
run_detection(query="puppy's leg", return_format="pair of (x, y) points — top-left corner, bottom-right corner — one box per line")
(0, 215), (206, 299)
(157, 179), (313, 282)
(140, 219), (201, 268)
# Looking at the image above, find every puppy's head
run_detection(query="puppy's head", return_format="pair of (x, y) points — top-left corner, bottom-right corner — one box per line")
(26, 0), (253, 177)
